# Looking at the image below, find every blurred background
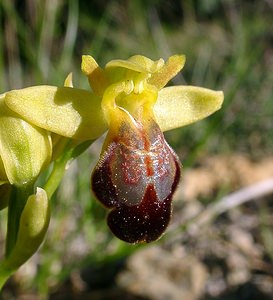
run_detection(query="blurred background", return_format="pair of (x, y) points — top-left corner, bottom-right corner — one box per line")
(1, 0), (273, 299)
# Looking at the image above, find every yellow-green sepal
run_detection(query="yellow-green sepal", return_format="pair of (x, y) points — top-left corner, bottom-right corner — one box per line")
(4, 86), (108, 141)
(0, 97), (52, 186)
(105, 55), (185, 90)
(154, 85), (224, 132)
(106, 55), (164, 73)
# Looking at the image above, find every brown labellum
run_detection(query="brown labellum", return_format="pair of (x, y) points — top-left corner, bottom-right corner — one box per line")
(91, 115), (181, 243)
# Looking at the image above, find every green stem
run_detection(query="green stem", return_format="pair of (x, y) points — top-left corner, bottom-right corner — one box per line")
(5, 184), (34, 257)
(0, 262), (12, 290)
(43, 149), (74, 200)
(44, 140), (93, 199)
(0, 183), (34, 289)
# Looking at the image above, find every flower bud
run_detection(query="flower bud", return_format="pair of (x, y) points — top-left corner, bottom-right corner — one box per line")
(0, 96), (51, 186)
(1, 188), (49, 271)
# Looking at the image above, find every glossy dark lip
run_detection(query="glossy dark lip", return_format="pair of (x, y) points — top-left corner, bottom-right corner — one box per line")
(107, 184), (172, 243)
(107, 156), (181, 243)
(91, 117), (181, 243)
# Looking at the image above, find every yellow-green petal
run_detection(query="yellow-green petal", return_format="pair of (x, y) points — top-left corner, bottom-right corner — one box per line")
(64, 72), (73, 87)
(154, 86), (224, 132)
(5, 86), (107, 141)
(0, 98), (52, 186)
(81, 55), (109, 96)
(148, 55), (186, 89)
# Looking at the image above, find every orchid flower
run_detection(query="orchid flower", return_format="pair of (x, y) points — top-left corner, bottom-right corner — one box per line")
(0, 54), (223, 287)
